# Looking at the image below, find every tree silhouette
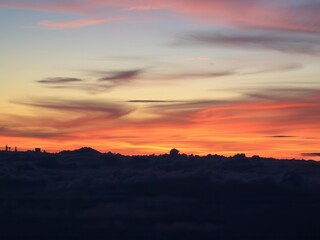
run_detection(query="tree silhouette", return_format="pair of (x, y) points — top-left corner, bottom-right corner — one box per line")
(169, 148), (180, 157)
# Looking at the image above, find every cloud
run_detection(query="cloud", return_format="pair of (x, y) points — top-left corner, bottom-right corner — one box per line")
(15, 98), (133, 118)
(175, 32), (320, 55)
(36, 69), (146, 94)
(161, 70), (236, 81)
(38, 18), (110, 29)
(268, 136), (296, 138)
(243, 63), (303, 75)
(36, 68), (236, 94)
(3, 98), (134, 139)
(37, 77), (83, 84)
(141, 88), (320, 142)
(37, 81), (114, 94)
(98, 69), (145, 83)
(162, 0), (320, 34)
(3, 88), (320, 157)
(2, 1), (320, 33)
(302, 153), (320, 157)
(127, 100), (184, 103)
(0, 125), (64, 138)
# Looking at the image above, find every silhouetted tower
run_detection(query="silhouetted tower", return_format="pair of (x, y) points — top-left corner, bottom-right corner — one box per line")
(14, 146), (18, 152)
(5, 145), (8, 151)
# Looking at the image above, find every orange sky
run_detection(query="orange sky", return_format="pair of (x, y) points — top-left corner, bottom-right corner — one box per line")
(1, 0), (320, 159)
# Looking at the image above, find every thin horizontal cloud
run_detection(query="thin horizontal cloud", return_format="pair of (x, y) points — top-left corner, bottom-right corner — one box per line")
(302, 153), (320, 157)
(36, 68), (146, 94)
(42, 83), (113, 94)
(2, 98), (135, 139)
(38, 18), (110, 29)
(163, 70), (236, 80)
(14, 98), (133, 119)
(268, 136), (296, 138)
(127, 100), (184, 103)
(0, 125), (65, 138)
(37, 77), (83, 84)
(243, 88), (320, 100)
(36, 80), (114, 94)
(98, 69), (145, 82)
(36, 68), (235, 94)
(175, 32), (320, 55)
(244, 63), (303, 75)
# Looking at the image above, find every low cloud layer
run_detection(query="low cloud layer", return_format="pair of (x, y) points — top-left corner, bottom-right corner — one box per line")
(302, 153), (320, 157)
(1, 88), (319, 158)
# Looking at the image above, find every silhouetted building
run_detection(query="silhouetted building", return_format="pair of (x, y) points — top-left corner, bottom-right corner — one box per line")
(35, 148), (41, 153)
(14, 146), (18, 152)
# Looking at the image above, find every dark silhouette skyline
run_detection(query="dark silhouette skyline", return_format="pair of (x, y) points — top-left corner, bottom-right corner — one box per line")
(1, 147), (320, 239)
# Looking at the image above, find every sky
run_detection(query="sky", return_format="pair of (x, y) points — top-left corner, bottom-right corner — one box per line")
(1, 0), (320, 158)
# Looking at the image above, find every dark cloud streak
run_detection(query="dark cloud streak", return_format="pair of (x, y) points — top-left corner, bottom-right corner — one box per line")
(175, 32), (320, 55)
(127, 100), (185, 103)
(37, 77), (83, 84)
(13, 98), (133, 118)
(302, 153), (320, 157)
(98, 69), (145, 82)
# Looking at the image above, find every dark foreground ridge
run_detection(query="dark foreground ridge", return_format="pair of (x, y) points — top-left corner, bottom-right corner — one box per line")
(1, 147), (320, 240)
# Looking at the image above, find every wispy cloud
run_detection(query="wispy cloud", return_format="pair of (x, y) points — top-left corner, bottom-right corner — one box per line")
(302, 153), (320, 157)
(98, 69), (145, 83)
(175, 32), (320, 55)
(127, 100), (184, 103)
(37, 77), (83, 84)
(268, 136), (296, 138)
(2, 88), (320, 157)
(38, 18), (111, 29)
(0, 125), (66, 138)
(2, 1), (320, 33)
(14, 98), (133, 119)
(35, 68), (146, 94)
(3, 98), (134, 139)
(36, 63), (304, 95)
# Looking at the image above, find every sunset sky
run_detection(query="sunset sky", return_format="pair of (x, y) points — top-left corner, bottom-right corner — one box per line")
(1, 0), (320, 158)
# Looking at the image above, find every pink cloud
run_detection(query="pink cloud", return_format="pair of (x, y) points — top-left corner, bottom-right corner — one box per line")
(1, 1), (320, 33)
(159, 0), (320, 34)
(38, 18), (111, 29)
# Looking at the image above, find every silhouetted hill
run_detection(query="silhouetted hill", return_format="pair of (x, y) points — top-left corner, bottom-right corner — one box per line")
(59, 147), (102, 155)
(1, 149), (320, 239)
